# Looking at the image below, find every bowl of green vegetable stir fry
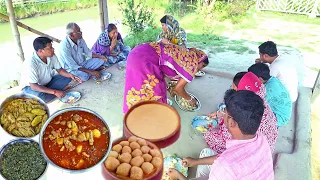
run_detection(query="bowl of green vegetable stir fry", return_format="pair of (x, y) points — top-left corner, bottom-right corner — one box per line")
(0, 138), (48, 180)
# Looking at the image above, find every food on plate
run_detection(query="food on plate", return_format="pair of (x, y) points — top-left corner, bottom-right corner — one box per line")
(0, 141), (47, 180)
(177, 95), (198, 111)
(151, 157), (162, 168)
(42, 111), (110, 170)
(105, 157), (120, 171)
(150, 149), (161, 157)
(116, 163), (131, 176)
(130, 142), (140, 150)
(109, 151), (119, 158)
(141, 162), (154, 175)
(132, 149), (142, 157)
(0, 98), (48, 137)
(130, 166), (143, 180)
(105, 136), (163, 179)
(137, 139), (147, 146)
(142, 154), (153, 162)
(141, 145), (150, 154)
(130, 156), (144, 167)
(119, 153), (132, 163)
(122, 146), (132, 154)
(112, 144), (122, 153)
(119, 141), (130, 146)
(128, 136), (138, 143)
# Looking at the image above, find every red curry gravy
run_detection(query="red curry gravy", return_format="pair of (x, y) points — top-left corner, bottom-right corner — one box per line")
(42, 111), (109, 170)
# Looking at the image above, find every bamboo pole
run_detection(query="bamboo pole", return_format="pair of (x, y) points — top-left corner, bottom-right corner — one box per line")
(98, 0), (105, 32)
(5, 0), (25, 63)
(0, 13), (61, 43)
(103, 0), (109, 27)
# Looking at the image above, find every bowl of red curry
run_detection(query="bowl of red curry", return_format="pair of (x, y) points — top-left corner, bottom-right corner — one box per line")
(39, 107), (112, 173)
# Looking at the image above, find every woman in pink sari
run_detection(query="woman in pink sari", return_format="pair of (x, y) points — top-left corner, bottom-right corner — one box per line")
(123, 42), (209, 113)
(203, 72), (278, 154)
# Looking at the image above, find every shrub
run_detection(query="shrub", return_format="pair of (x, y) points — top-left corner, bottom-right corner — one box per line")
(118, 0), (155, 34)
(124, 26), (160, 48)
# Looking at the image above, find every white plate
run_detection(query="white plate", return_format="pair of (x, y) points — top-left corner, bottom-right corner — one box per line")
(195, 70), (205, 77)
(93, 71), (112, 81)
(59, 91), (81, 104)
(174, 93), (201, 112)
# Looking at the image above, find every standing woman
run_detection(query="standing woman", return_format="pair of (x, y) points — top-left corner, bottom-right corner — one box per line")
(92, 23), (131, 67)
(156, 15), (187, 47)
(123, 42), (209, 113)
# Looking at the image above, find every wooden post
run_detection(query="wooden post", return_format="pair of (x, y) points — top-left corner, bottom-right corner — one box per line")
(103, 0), (109, 27)
(98, 0), (105, 32)
(5, 0), (25, 63)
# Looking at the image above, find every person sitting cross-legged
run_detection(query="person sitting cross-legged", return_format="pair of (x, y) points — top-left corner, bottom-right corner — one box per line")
(58, 22), (109, 82)
(21, 37), (82, 103)
(249, 63), (292, 126)
(168, 90), (274, 180)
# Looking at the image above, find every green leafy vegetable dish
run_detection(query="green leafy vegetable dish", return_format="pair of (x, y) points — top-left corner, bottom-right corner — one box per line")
(0, 140), (47, 180)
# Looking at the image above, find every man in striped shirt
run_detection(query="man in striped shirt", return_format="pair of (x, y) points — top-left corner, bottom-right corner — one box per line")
(168, 90), (274, 180)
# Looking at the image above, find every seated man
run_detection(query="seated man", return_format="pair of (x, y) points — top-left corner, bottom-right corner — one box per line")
(21, 37), (82, 103)
(168, 90), (274, 180)
(257, 41), (298, 102)
(249, 63), (292, 126)
(58, 22), (109, 81)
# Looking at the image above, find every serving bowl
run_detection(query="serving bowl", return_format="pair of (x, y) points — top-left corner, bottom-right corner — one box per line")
(123, 101), (181, 148)
(0, 93), (49, 138)
(174, 92), (201, 112)
(0, 138), (48, 180)
(102, 137), (164, 180)
(39, 107), (112, 173)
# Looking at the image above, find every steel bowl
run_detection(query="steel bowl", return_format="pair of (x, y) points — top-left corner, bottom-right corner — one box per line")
(0, 138), (48, 180)
(0, 93), (50, 138)
(39, 107), (112, 173)
(174, 92), (201, 112)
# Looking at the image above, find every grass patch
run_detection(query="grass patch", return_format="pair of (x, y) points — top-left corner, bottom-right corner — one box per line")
(227, 45), (249, 54)
(248, 49), (256, 54)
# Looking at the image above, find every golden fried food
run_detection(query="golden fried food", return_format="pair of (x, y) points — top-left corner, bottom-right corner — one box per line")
(132, 149), (142, 157)
(119, 141), (130, 146)
(116, 163), (131, 176)
(105, 157), (120, 171)
(141, 146), (150, 154)
(150, 149), (161, 157)
(151, 157), (162, 168)
(130, 166), (143, 180)
(129, 142), (140, 150)
(128, 136), (138, 143)
(141, 162), (154, 175)
(118, 153), (132, 163)
(112, 144), (122, 153)
(137, 139), (147, 146)
(142, 154), (152, 162)
(130, 156), (144, 167)
(122, 146), (132, 154)
(108, 151), (119, 158)
(0, 98), (48, 137)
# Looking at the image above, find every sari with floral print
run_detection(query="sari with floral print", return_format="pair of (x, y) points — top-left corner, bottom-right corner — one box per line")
(123, 42), (208, 113)
(203, 72), (278, 154)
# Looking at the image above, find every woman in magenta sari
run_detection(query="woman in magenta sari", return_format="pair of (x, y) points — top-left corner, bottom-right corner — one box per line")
(91, 24), (131, 67)
(203, 72), (278, 154)
(123, 42), (209, 113)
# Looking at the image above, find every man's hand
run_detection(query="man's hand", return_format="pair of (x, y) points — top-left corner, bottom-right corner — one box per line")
(69, 74), (82, 83)
(255, 58), (261, 63)
(182, 157), (198, 167)
(54, 90), (65, 98)
(111, 37), (118, 48)
(167, 168), (187, 180)
(89, 70), (101, 79)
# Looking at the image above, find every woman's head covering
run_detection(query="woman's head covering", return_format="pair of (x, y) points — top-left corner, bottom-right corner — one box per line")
(98, 24), (121, 47)
(160, 15), (167, 24)
(238, 72), (262, 93)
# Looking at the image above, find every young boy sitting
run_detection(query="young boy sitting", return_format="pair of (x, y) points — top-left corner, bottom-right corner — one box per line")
(168, 90), (274, 180)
